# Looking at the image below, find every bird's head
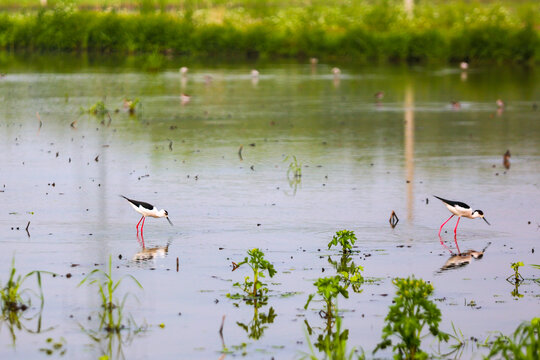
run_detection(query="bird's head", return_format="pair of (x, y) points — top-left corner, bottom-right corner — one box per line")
(472, 210), (490, 225)
(160, 209), (173, 226)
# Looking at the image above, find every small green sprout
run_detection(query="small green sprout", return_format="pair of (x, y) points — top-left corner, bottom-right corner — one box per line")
(374, 277), (449, 360)
(507, 261), (524, 284)
(328, 230), (357, 253)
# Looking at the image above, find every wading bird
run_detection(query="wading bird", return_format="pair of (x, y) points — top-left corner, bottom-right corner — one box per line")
(434, 195), (489, 236)
(121, 195), (172, 235)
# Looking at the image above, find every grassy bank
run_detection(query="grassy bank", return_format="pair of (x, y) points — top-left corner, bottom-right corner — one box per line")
(0, 1), (539, 63)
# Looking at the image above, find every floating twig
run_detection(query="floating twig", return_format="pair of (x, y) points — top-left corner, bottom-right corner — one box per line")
(176, 257), (179, 272)
(389, 211), (399, 228)
(37, 112), (43, 132)
(238, 145), (243, 161)
(25, 221), (30, 237)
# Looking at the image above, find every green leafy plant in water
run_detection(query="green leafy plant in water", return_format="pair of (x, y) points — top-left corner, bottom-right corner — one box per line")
(305, 276), (348, 320)
(488, 317), (540, 359)
(85, 100), (109, 117)
(373, 277), (449, 360)
(227, 248), (276, 302)
(123, 98), (141, 115)
(78, 255), (142, 333)
(328, 230), (357, 253)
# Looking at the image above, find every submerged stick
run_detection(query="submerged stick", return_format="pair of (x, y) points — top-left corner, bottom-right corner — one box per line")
(389, 211), (399, 228)
(25, 221), (30, 237)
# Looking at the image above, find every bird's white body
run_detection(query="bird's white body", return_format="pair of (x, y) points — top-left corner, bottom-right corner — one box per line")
(444, 203), (473, 218)
(128, 202), (166, 218)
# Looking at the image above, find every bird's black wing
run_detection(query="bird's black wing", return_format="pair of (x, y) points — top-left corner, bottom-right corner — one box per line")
(433, 195), (470, 209)
(120, 195), (154, 210)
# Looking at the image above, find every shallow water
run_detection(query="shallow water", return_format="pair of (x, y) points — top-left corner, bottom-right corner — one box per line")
(0, 54), (539, 359)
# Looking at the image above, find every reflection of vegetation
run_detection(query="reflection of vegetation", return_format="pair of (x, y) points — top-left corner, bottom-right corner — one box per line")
(303, 316), (362, 360)
(78, 256), (143, 333)
(328, 230), (357, 254)
(0, 258), (52, 345)
(374, 277), (449, 360)
(439, 322), (489, 359)
(285, 155), (302, 179)
(227, 248), (276, 303)
(81, 321), (145, 360)
(488, 317), (540, 359)
(39, 337), (66, 356)
(237, 306), (276, 340)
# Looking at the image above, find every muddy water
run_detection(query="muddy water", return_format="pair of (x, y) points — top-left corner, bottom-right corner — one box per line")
(0, 54), (539, 359)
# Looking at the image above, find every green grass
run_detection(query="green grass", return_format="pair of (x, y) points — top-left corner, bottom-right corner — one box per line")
(0, 1), (538, 62)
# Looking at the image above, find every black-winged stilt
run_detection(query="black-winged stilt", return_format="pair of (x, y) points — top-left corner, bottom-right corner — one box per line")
(434, 195), (489, 236)
(121, 195), (172, 235)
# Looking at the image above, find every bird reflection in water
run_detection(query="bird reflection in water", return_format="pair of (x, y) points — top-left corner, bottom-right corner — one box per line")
(133, 234), (170, 262)
(438, 239), (490, 273)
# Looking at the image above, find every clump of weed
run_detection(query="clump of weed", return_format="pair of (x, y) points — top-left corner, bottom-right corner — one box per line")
(84, 100), (109, 117)
(228, 248), (276, 303)
(374, 277), (449, 359)
(1, 258), (46, 314)
(488, 317), (540, 358)
(328, 230), (357, 254)
(78, 255), (142, 333)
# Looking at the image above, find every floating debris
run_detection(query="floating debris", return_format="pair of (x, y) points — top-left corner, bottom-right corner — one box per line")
(25, 221), (30, 237)
(389, 211), (399, 228)
(94, 155), (99, 162)
(503, 149), (511, 169)
(37, 112), (43, 131)
(70, 120), (77, 129)
(238, 145), (243, 161)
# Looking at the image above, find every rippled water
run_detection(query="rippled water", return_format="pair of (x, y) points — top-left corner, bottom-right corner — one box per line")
(0, 54), (539, 359)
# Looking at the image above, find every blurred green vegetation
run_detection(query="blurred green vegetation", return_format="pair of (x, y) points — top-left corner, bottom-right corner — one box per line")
(0, 0), (538, 63)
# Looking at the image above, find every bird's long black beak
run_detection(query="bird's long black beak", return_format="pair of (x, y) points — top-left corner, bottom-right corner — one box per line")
(483, 217), (490, 226)
(167, 217), (173, 226)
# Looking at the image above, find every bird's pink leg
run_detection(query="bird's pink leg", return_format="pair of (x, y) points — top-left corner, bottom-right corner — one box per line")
(136, 216), (144, 233)
(438, 215), (454, 236)
(140, 216), (146, 235)
(453, 234), (461, 255)
(453, 217), (461, 235)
